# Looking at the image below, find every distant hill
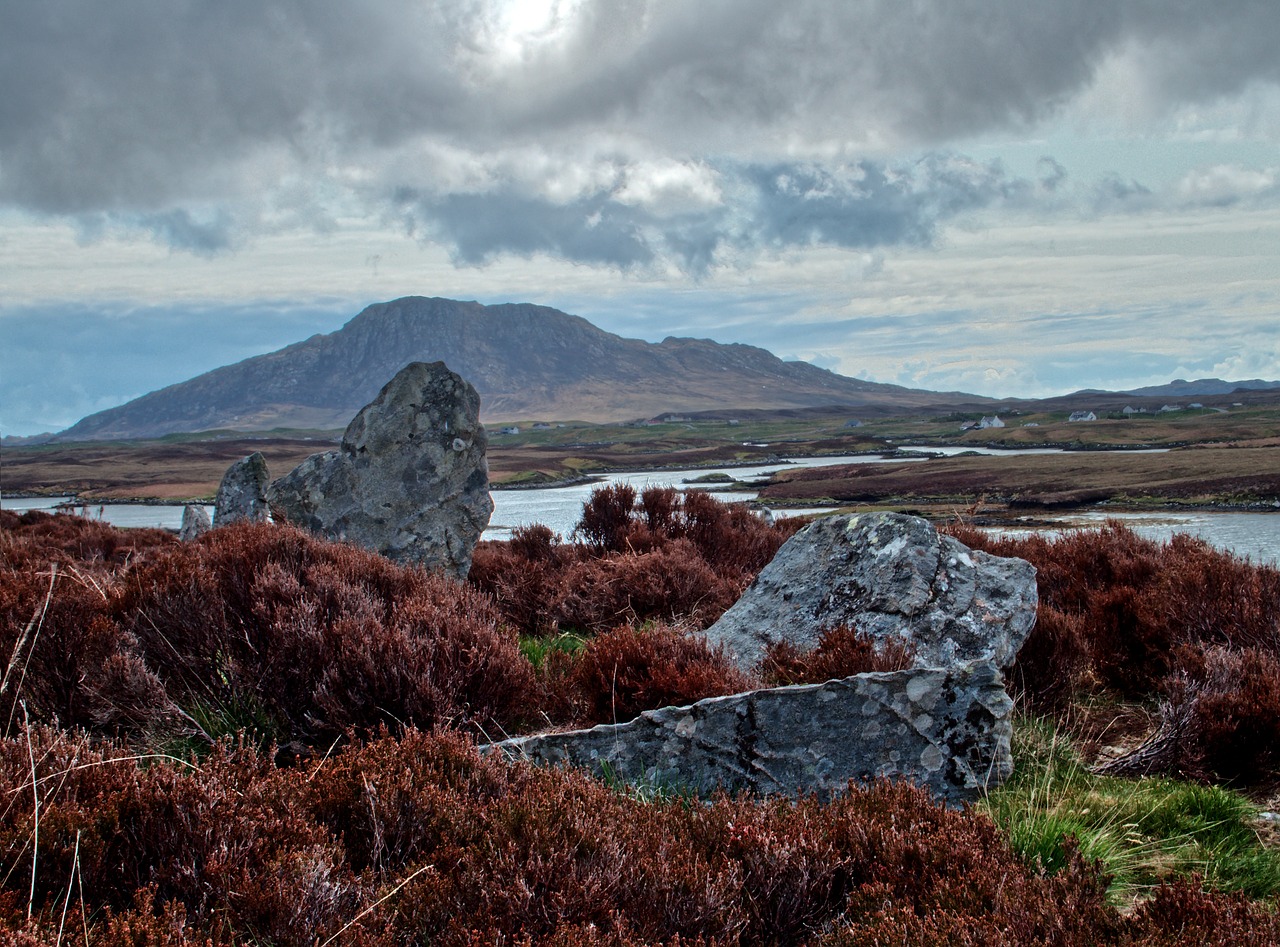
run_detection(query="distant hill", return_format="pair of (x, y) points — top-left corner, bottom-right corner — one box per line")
(57, 297), (984, 441)
(1074, 378), (1280, 399)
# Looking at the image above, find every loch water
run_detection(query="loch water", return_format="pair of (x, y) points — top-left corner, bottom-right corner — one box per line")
(4, 448), (1277, 566)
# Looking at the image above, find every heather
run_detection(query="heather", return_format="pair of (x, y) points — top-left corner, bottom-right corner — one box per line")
(470, 485), (805, 636)
(2, 726), (1278, 946)
(946, 521), (1280, 783)
(3, 499), (1280, 942)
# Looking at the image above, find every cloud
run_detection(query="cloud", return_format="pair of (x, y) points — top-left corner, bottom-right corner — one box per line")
(1175, 164), (1280, 208)
(3, 1), (1279, 233)
(388, 154), (1031, 273)
(1037, 157), (1069, 192)
(135, 209), (240, 256)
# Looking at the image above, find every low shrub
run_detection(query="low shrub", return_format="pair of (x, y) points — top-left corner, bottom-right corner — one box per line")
(116, 521), (537, 741)
(0, 509), (175, 568)
(1, 515), (538, 745)
(13, 725), (1272, 946)
(1102, 647), (1280, 785)
(550, 539), (738, 634)
(471, 487), (804, 637)
(560, 623), (754, 727)
(949, 521), (1280, 782)
(761, 625), (914, 687)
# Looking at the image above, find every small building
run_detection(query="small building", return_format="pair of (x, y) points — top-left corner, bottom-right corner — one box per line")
(1068, 410), (1097, 422)
(844, 419), (863, 428)
(977, 415), (1005, 429)
(1160, 404), (1183, 413)
(499, 425), (521, 435)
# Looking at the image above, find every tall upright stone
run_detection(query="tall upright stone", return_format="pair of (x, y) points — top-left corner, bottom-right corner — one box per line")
(213, 452), (271, 526)
(267, 361), (492, 579)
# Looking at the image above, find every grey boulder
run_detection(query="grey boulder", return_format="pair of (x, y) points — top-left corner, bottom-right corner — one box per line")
(701, 512), (1037, 671)
(488, 661), (1014, 805)
(267, 361), (492, 579)
(213, 451), (271, 526)
(178, 504), (212, 542)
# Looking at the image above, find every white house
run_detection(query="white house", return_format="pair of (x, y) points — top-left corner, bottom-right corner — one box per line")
(1068, 410), (1097, 422)
(978, 415), (1005, 429)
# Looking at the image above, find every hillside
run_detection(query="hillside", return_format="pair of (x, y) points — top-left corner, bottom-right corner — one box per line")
(1073, 378), (1280, 399)
(56, 297), (981, 440)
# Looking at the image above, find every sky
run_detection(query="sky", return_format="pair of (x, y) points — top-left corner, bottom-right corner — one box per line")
(3, 1), (1280, 436)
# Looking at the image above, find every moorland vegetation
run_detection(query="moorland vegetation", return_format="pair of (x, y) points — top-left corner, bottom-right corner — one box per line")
(2, 488), (1280, 944)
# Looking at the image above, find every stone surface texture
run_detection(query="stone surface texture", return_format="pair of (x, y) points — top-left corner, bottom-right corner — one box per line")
(178, 504), (212, 542)
(266, 361), (492, 579)
(213, 452), (271, 526)
(489, 661), (1015, 805)
(701, 512), (1037, 672)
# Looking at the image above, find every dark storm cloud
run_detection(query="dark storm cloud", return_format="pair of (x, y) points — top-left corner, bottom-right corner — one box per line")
(744, 156), (1025, 252)
(2, 0), (1278, 256)
(1037, 158), (1069, 193)
(136, 209), (239, 255)
(400, 188), (658, 268)
(0, 1), (477, 213)
(392, 156), (1026, 273)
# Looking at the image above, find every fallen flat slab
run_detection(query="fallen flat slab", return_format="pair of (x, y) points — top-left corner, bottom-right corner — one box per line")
(487, 660), (1014, 805)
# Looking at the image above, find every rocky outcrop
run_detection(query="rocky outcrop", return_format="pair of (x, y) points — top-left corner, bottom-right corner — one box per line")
(213, 452), (271, 526)
(178, 504), (212, 542)
(496, 512), (1038, 805)
(266, 361), (492, 579)
(489, 661), (1014, 805)
(701, 512), (1037, 672)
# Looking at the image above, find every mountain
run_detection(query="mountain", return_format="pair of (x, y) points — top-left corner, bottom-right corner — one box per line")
(57, 297), (985, 441)
(1070, 376), (1280, 399)
(1117, 378), (1280, 399)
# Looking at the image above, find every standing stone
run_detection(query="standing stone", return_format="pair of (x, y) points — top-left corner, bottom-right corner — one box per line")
(267, 361), (492, 579)
(488, 661), (1014, 805)
(213, 452), (272, 526)
(178, 504), (212, 542)
(701, 512), (1038, 672)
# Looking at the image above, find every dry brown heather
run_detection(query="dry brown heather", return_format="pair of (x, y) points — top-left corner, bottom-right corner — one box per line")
(947, 522), (1280, 783)
(3, 495), (1280, 943)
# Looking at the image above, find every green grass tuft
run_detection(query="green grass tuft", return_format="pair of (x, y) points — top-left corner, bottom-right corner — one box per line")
(982, 717), (1280, 902)
(518, 631), (587, 669)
